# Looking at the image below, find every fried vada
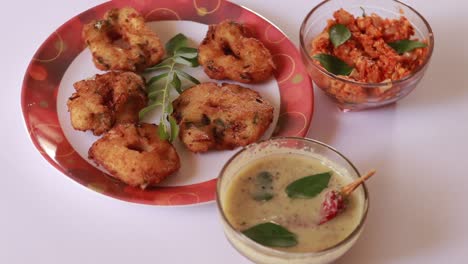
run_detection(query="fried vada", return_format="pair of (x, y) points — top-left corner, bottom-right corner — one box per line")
(172, 82), (274, 152)
(83, 7), (164, 72)
(67, 71), (147, 136)
(89, 123), (180, 188)
(198, 20), (275, 83)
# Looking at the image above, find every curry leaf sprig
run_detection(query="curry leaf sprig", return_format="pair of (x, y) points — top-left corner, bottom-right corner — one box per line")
(139, 33), (200, 141)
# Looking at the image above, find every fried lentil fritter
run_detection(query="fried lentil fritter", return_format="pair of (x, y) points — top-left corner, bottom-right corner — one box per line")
(83, 7), (164, 72)
(88, 123), (180, 188)
(172, 82), (274, 152)
(198, 20), (275, 83)
(67, 71), (147, 136)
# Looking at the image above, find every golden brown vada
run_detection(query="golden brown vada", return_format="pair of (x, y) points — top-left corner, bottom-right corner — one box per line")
(89, 123), (180, 188)
(67, 71), (147, 136)
(198, 20), (275, 83)
(172, 82), (274, 152)
(83, 7), (164, 72)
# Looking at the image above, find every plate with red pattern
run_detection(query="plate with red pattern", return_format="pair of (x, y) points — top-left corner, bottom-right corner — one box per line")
(21, 0), (314, 206)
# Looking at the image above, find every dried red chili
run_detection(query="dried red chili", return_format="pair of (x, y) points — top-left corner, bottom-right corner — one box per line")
(319, 170), (376, 225)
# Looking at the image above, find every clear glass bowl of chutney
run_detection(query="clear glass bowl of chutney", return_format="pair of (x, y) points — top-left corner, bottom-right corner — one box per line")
(216, 137), (369, 264)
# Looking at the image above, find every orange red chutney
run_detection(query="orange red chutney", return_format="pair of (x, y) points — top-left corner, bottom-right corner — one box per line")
(310, 9), (429, 103)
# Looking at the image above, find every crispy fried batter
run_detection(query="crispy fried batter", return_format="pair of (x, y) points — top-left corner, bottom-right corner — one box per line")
(198, 20), (275, 83)
(67, 71), (147, 135)
(172, 82), (274, 152)
(89, 123), (180, 188)
(83, 7), (164, 72)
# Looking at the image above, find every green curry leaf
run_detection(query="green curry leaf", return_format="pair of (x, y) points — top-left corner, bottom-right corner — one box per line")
(285, 172), (332, 198)
(169, 116), (179, 142)
(174, 56), (199, 67)
(175, 69), (200, 84)
(313, 54), (353, 76)
(174, 47), (199, 59)
(165, 33), (188, 55)
(388, 39), (428, 54)
(139, 33), (200, 142)
(329, 24), (351, 48)
(148, 89), (164, 100)
(147, 72), (169, 88)
(253, 193), (274, 201)
(138, 104), (159, 120)
(158, 121), (169, 141)
(170, 72), (182, 94)
(242, 222), (298, 248)
(252, 171), (274, 201)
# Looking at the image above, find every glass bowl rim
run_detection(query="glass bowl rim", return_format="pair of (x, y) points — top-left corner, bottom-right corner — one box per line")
(216, 136), (370, 258)
(299, 0), (435, 88)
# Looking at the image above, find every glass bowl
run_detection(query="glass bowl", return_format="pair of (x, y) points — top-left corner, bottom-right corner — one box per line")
(216, 137), (369, 264)
(300, 0), (434, 111)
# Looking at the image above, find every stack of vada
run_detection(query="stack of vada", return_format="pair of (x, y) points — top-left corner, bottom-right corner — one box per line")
(68, 7), (276, 188)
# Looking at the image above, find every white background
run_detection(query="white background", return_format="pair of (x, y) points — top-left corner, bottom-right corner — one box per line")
(1, 0), (467, 263)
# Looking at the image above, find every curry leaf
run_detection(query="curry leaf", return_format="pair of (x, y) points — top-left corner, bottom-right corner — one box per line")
(166, 100), (173, 114)
(138, 104), (159, 120)
(170, 72), (182, 94)
(147, 72), (169, 87)
(313, 54), (353, 76)
(140, 33), (200, 142)
(153, 93), (166, 106)
(144, 59), (172, 72)
(329, 24), (351, 48)
(252, 171), (274, 201)
(253, 193), (274, 201)
(148, 90), (164, 100)
(285, 172), (332, 198)
(242, 222), (297, 248)
(174, 47), (198, 59)
(186, 57), (200, 67)
(165, 33), (188, 55)
(174, 56), (199, 67)
(388, 39), (428, 54)
(256, 171), (273, 185)
(158, 121), (169, 140)
(169, 116), (179, 142)
(175, 69), (200, 85)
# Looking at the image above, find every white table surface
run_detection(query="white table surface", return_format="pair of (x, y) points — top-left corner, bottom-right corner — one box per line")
(1, 0), (467, 263)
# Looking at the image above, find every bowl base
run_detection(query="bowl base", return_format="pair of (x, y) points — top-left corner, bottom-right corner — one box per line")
(338, 101), (397, 112)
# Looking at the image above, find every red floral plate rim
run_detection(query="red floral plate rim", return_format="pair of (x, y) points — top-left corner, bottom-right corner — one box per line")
(21, 0), (314, 206)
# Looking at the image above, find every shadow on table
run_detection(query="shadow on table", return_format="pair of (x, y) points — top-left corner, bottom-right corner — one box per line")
(306, 88), (340, 144)
(331, 124), (451, 264)
(334, 164), (449, 264)
(307, 100), (449, 263)
(307, 87), (397, 144)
